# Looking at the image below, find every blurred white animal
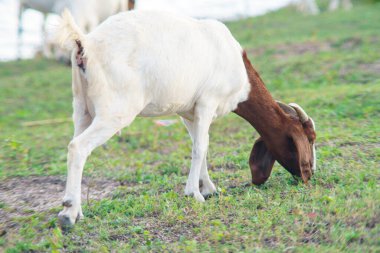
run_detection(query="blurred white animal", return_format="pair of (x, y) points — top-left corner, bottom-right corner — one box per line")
(297, 0), (352, 15)
(327, 0), (353, 11)
(18, 0), (59, 57)
(18, 0), (134, 58)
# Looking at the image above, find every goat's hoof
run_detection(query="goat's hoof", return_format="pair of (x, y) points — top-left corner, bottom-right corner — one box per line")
(58, 210), (82, 231)
(200, 182), (217, 197)
(185, 190), (205, 202)
(58, 214), (74, 231)
(193, 191), (206, 202)
(194, 191), (205, 202)
(202, 191), (218, 199)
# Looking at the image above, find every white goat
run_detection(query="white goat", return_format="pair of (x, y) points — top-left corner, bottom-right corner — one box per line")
(56, 10), (316, 227)
(298, 0), (352, 15)
(18, 0), (132, 58)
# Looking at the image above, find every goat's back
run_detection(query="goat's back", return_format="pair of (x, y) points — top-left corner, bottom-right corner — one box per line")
(82, 11), (250, 117)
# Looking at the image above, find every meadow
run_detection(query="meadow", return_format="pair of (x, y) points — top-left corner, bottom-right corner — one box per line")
(0, 2), (379, 252)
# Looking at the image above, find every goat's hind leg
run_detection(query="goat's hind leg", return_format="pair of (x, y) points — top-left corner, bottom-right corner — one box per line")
(58, 115), (136, 228)
(66, 107), (92, 219)
(72, 96), (92, 138)
(59, 76), (92, 223)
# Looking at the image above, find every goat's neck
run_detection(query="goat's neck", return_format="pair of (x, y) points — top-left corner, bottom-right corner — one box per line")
(234, 52), (288, 142)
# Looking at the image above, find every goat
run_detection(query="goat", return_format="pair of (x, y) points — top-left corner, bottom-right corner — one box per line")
(17, 0), (135, 58)
(298, 0), (352, 15)
(56, 10), (316, 227)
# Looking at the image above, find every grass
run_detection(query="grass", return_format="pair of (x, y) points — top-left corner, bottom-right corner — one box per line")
(1, 3), (379, 252)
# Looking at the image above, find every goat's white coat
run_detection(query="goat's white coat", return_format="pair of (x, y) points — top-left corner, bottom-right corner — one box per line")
(57, 10), (250, 224)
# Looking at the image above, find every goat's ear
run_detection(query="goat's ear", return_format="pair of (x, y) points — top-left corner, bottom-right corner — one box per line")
(249, 137), (275, 185)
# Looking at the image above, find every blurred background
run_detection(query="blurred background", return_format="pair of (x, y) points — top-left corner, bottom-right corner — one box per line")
(0, 0), (333, 61)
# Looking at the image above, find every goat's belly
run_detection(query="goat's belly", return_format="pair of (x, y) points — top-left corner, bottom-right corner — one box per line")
(138, 102), (192, 117)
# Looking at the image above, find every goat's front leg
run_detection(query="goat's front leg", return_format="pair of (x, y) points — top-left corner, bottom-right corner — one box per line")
(58, 116), (131, 227)
(199, 156), (217, 197)
(182, 118), (216, 198)
(184, 106), (215, 202)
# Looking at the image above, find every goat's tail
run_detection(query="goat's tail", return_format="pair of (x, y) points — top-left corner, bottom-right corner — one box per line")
(55, 9), (86, 51)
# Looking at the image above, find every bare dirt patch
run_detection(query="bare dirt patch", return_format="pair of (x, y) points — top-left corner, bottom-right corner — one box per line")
(358, 61), (380, 75)
(0, 175), (121, 232)
(338, 60), (380, 81)
(272, 42), (332, 60)
(248, 37), (365, 61)
(248, 41), (332, 60)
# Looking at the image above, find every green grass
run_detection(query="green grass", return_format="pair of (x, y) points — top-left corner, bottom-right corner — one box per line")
(1, 3), (379, 252)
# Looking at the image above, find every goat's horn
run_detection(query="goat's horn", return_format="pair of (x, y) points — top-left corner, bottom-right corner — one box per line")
(309, 117), (316, 130)
(289, 103), (309, 123)
(276, 101), (297, 118)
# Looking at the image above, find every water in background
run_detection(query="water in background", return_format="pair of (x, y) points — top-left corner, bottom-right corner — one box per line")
(0, 0), (292, 61)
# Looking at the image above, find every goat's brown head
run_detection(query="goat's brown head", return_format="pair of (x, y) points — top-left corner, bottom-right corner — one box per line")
(249, 102), (316, 185)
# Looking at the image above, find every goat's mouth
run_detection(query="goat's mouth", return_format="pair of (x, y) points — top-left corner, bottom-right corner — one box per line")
(290, 172), (312, 183)
(274, 158), (314, 183)
(250, 162), (312, 185)
(287, 165), (313, 183)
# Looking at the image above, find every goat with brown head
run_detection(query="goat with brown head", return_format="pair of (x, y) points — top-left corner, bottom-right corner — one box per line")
(234, 52), (316, 185)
